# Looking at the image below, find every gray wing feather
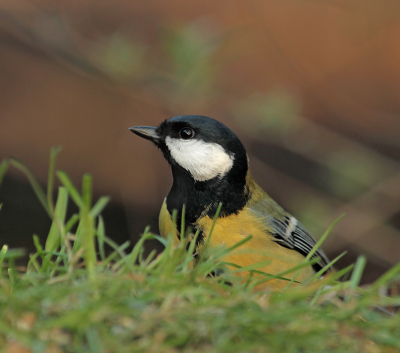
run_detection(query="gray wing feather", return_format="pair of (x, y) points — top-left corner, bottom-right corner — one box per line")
(249, 199), (330, 271)
(271, 217), (330, 269)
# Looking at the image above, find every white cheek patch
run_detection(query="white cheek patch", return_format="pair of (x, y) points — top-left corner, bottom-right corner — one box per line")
(165, 136), (234, 181)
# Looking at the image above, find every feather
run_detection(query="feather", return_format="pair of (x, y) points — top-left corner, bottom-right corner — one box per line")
(247, 178), (330, 272)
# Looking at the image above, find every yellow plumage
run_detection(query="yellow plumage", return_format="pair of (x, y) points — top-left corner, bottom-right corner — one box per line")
(159, 172), (315, 291)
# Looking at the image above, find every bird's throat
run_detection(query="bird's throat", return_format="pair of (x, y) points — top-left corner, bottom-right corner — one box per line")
(166, 164), (250, 230)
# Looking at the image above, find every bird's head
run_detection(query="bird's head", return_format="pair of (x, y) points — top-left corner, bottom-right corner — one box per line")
(130, 115), (248, 184)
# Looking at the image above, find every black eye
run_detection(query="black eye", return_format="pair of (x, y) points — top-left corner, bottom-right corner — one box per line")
(179, 127), (195, 140)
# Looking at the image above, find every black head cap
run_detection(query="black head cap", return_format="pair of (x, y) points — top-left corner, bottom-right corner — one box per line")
(130, 115), (251, 221)
(158, 115), (247, 169)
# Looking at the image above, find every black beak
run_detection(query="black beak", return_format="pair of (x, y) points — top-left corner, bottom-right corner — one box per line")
(129, 126), (160, 142)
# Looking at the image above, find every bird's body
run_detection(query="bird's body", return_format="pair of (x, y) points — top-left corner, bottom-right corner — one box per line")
(130, 115), (329, 290)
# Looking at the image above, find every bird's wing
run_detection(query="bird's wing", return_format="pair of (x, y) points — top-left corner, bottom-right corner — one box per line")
(248, 197), (330, 272)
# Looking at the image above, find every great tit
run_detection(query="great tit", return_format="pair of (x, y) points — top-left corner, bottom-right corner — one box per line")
(130, 115), (330, 290)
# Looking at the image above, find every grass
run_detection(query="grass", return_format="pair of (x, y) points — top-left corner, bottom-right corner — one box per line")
(0, 149), (400, 352)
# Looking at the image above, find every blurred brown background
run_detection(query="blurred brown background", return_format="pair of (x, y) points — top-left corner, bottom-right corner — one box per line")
(1, 0), (400, 283)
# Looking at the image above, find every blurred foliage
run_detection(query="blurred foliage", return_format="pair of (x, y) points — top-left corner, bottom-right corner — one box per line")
(85, 20), (219, 108)
(325, 149), (388, 200)
(89, 33), (147, 80)
(160, 21), (220, 107)
(164, 21), (218, 91)
(291, 195), (332, 238)
(231, 89), (302, 137)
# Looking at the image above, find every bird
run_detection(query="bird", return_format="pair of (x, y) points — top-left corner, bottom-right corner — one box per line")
(130, 115), (330, 290)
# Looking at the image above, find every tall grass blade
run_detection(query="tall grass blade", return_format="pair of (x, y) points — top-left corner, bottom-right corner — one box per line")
(305, 213), (345, 262)
(57, 170), (83, 207)
(232, 260), (272, 273)
(253, 258), (320, 288)
(97, 216), (106, 262)
(45, 187), (68, 252)
(42, 187), (69, 271)
(283, 213), (345, 292)
(180, 203), (186, 240)
(9, 158), (50, 217)
(89, 196), (110, 218)
(65, 214), (79, 233)
(371, 261), (400, 290)
(0, 245), (8, 271)
(213, 235), (252, 259)
(47, 146), (62, 215)
(205, 203), (222, 245)
(211, 203), (223, 233)
(308, 251), (347, 283)
(0, 158), (10, 188)
(80, 174), (96, 277)
(349, 255), (367, 290)
(125, 227), (151, 266)
(82, 173), (92, 210)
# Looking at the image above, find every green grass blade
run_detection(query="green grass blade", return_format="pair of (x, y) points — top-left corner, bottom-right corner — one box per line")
(0, 248), (26, 260)
(180, 203), (186, 240)
(57, 170), (83, 207)
(371, 261), (400, 290)
(308, 251), (347, 283)
(73, 222), (83, 251)
(33, 235), (44, 254)
(45, 187), (68, 252)
(310, 264), (356, 305)
(329, 264), (355, 282)
(102, 240), (131, 269)
(125, 227), (152, 266)
(208, 202), (222, 239)
(47, 146), (62, 215)
(182, 228), (201, 271)
(65, 214), (79, 233)
(97, 216), (106, 262)
(305, 213), (345, 262)
(150, 235), (169, 247)
(194, 203), (223, 259)
(0, 245), (8, 270)
(139, 249), (157, 269)
(82, 173), (92, 209)
(80, 174), (96, 277)
(231, 260), (272, 273)
(0, 158), (10, 188)
(212, 235), (253, 260)
(27, 253), (41, 273)
(9, 158), (50, 217)
(349, 255), (367, 290)
(42, 187), (69, 272)
(89, 196), (110, 218)
(149, 234), (176, 274)
(283, 213), (345, 292)
(253, 257), (320, 287)
(145, 251), (166, 271)
(221, 261), (301, 284)
(187, 228), (201, 256)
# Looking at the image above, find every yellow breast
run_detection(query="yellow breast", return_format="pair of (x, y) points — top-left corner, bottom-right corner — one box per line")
(196, 209), (314, 291)
(159, 199), (314, 291)
(159, 199), (179, 246)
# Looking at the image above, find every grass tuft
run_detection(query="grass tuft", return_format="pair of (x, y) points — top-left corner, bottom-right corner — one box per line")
(0, 151), (399, 352)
